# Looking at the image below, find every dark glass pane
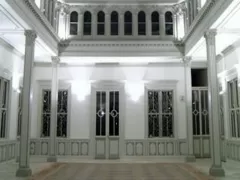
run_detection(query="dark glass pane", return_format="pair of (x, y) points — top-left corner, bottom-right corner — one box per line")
(111, 11), (118, 22)
(165, 24), (173, 35)
(57, 114), (67, 137)
(192, 90), (200, 135)
(231, 111), (236, 137)
(165, 11), (173, 22)
(70, 24), (78, 35)
(111, 11), (118, 35)
(42, 114), (50, 137)
(148, 91), (159, 113)
(2, 81), (8, 108)
(162, 114), (173, 137)
(43, 90), (51, 113)
(152, 23), (159, 35)
(138, 11), (145, 22)
(96, 92), (106, 136)
(70, 11), (78, 22)
(58, 90), (68, 113)
(124, 11), (132, 22)
(109, 91), (119, 136)
(98, 11), (105, 22)
(84, 24), (91, 35)
(151, 11), (159, 22)
(138, 24), (146, 35)
(124, 24), (132, 35)
(111, 24), (118, 35)
(0, 110), (6, 137)
(84, 11), (91, 22)
(148, 114), (159, 137)
(97, 24), (105, 35)
(201, 90), (209, 135)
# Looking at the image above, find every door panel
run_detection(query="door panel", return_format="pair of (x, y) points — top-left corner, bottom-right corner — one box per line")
(94, 89), (120, 159)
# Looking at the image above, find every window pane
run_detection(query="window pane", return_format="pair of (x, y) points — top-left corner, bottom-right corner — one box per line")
(97, 24), (105, 35)
(111, 11), (118, 35)
(70, 24), (78, 35)
(41, 90), (51, 137)
(96, 92), (106, 136)
(70, 11), (78, 22)
(124, 11), (132, 35)
(109, 91), (119, 136)
(165, 24), (173, 35)
(165, 11), (173, 22)
(84, 11), (91, 35)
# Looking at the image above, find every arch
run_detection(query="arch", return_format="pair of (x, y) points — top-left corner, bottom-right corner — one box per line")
(111, 11), (118, 35)
(97, 11), (105, 35)
(70, 11), (78, 35)
(138, 11), (146, 35)
(165, 11), (173, 35)
(151, 11), (159, 35)
(124, 11), (132, 35)
(83, 11), (92, 35)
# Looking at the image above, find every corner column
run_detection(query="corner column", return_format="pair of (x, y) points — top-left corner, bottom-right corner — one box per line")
(184, 57), (196, 162)
(16, 30), (37, 177)
(47, 56), (60, 162)
(204, 30), (225, 177)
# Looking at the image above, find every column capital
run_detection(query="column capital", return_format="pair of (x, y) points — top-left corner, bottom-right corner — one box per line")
(183, 56), (192, 67)
(24, 30), (37, 46)
(51, 56), (60, 65)
(204, 29), (217, 39)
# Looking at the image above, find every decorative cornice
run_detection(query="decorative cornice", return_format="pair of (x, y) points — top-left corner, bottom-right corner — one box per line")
(22, 0), (59, 42)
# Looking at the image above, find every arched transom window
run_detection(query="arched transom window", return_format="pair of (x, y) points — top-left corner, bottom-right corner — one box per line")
(97, 11), (105, 35)
(138, 11), (146, 35)
(111, 11), (118, 35)
(165, 11), (173, 35)
(151, 11), (159, 35)
(70, 11), (78, 35)
(124, 11), (132, 35)
(83, 11), (92, 35)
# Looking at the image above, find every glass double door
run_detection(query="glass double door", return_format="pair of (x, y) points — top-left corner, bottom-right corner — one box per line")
(94, 90), (120, 159)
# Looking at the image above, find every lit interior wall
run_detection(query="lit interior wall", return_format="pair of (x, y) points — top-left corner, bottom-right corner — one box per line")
(31, 64), (187, 139)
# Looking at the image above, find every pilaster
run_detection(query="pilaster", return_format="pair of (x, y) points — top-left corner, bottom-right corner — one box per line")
(78, 11), (83, 37)
(105, 12), (110, 37)
(47, 56), (60, 162)
(183, 56), (196, 163)
(16, 30), (37, 177)
(204, 30), (225, 177)
(119, 12), (124, 37)
(146, 13), (151, 37)
(160, 12), (165, 37)
(133, 12), (138, 37)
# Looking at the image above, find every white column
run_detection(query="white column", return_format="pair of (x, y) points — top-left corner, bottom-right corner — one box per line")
(146, 12), (151, 37)
(78, 11), (83, 37)
(173, 14), (177, 39)
(47, 56), (60, 162)
(133, 12), (138, 37)
(48, 0), (53, 24)
(160, 12), (165, 37)
(184, 57), (196, 162)
(204, 30), (225, 177)
(16, 30), (37, 177)
(44, 0), (49, 19)
(119, 13), (124, 37)
(105, 13), (110, 37)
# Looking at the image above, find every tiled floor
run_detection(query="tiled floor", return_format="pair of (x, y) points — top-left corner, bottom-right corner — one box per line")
(37, 163), (213, 180)
(1, 158), (240, 180)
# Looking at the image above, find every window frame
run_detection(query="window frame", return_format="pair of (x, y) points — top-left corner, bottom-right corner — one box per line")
(110, 11), (119, 36)
(38, 81), (71, 138)
(138, 11), (146, 36)
(69, 11), (79, 35)
(97, 11), (105, 35)
(151, 11), (160, 36)
(144, 81), (178, 139)
(83, 11), (92, 36)
(164, 11), (174, 36)
(0, 77), (10, 139)
(124, 11), (133, 36)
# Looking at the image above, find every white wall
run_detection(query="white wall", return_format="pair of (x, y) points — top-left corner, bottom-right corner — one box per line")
(0, 43), (23, 140)
(31, 64), (187, 139)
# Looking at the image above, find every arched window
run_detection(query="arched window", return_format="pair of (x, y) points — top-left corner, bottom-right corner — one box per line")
(124, 11), (132, 35)
(111, 11), (118, 35)
(70, 11), (78, 35)
(83, 11), (92, 35)
(138, 11), (146, 35)
(165, 11), (173, 35)
(151, 11), (159, 35)
(97, 11), (105, 35)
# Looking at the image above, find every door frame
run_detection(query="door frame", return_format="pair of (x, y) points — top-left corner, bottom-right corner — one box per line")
(90, 80), (125, 159)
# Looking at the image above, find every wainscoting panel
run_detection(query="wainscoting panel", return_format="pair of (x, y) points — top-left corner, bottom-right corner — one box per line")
(29, 139), (89, 156)
(226, 140), (240, 161)
(193, 136), (211, 158)
(125, 139), (187, 156)
(0, 140), (17, 163)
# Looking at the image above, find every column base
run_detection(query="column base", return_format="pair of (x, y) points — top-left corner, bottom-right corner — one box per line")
(209, 165), (225, 177)
(185, 155), (196, 162)
(16, 167), (32, 177)
(47, 156), (57, 162)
